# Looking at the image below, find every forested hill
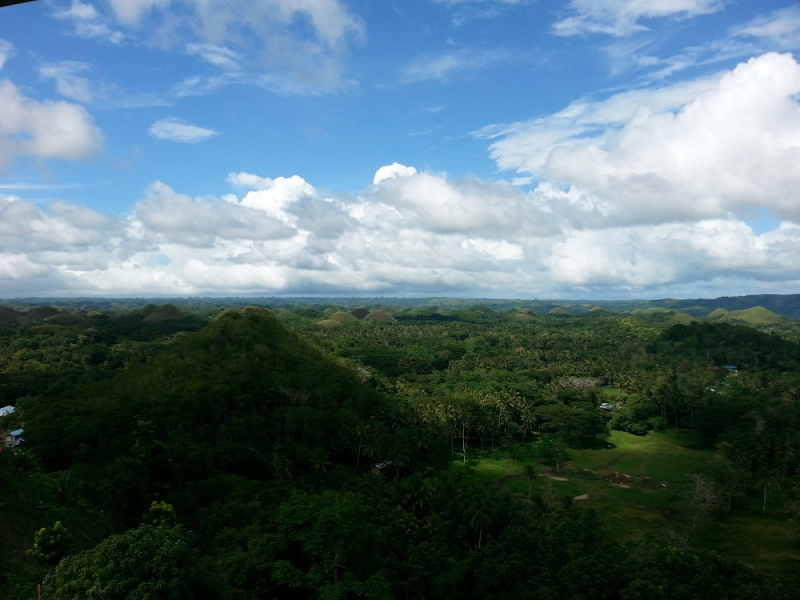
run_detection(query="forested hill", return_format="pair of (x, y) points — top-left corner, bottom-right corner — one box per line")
(25, 305), (436, 485)
(627, 294), (800, 318)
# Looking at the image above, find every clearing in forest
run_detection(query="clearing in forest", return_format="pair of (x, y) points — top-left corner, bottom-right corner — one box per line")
(466, 430), (798, 576)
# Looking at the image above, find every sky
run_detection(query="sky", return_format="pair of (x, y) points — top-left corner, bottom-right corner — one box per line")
(1, 0), (800, 299)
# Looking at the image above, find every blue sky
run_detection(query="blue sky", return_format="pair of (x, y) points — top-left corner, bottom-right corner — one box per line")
(1, 0), (800, 299)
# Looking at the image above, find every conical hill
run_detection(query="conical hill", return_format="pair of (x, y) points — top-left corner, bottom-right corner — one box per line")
(26, 307), (385, 477)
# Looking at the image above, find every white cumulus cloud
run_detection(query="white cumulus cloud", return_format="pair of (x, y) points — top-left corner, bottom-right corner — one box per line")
(132, 181), (294, 247)
(479, 53), (800, 227)
(3, 163), (800, 297)
(373, 163), (418, 184)
(0, 79), (104, 168)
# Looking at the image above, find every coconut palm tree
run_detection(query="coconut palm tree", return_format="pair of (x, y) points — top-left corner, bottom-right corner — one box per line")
(529, 493), (552, 530)
(523, 464), (538, 501)
(466, 503), (492, 549)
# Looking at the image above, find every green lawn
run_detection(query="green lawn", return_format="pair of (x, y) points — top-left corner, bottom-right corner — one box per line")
(464, 430), (799, 577)
(570, 429), (713, 483)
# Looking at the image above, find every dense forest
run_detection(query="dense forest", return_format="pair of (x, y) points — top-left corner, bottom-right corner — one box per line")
(1, 298), (799, 599)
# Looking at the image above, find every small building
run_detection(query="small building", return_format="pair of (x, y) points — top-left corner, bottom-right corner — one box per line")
(371, 460), (406, 475)
(370, 461), (393, 475)
(0, 405), (14, 417)
(722, 365), (739, 375)
(3, 428), (23, 447)
(599, 403), (614, 410)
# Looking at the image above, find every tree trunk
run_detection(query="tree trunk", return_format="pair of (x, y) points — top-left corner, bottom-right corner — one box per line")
(462, 422), (467, 463)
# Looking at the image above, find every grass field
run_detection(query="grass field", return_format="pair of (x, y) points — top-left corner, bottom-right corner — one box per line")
(464, 430), (799, 577)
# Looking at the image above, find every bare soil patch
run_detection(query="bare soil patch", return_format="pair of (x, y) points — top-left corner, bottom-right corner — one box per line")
(604, 471), (634, 485)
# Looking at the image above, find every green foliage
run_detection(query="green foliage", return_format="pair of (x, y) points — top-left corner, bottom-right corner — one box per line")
(41, 525), (220, 600)
(9, 448), (40, 478)
(27, 521), (70, 564)
(271, 491), (391, 597)
(534, 404), (609, 447)
(534, 435), (569, 473)
(3, 299), (800, 598)
(144, 501), (176, 527)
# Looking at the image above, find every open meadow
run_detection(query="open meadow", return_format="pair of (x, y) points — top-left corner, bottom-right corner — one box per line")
(466, 430), (799, 576)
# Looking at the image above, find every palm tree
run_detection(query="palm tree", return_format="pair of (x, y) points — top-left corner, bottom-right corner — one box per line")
(523, 464), (538, 501)
(272, 452), (293, 481)
(353, 423), (370, 468)
(388, 444), (410, 480)
(529, 493), (552, 530)
(362, 426), (388, 466)
(466, 503), (492, 549)
(519, 406), (538, 443)
(755, 469), (775, 514)
(310, 452), (331, 475)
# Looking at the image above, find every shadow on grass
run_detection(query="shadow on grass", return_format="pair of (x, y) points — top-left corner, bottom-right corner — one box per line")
(577, 437), (617, 450)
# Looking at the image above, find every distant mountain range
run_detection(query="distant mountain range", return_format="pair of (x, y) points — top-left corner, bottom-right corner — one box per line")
(3, 293), (800, 320)
(595, 294), (800, 319)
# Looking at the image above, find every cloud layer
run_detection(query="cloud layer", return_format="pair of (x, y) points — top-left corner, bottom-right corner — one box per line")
(3, 51), (800, 298)
(3, 161), (799, 298)
(553, 0), (724, 37)
(55, 0), (364, 94)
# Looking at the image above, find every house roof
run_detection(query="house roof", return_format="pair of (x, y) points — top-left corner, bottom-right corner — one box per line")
(8, 429), (23, 436)
(0, 405), (14, 417)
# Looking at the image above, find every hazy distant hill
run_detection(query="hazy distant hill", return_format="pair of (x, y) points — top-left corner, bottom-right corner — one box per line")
(4, 293), (800, 320)
(636, 294), (800, 318)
